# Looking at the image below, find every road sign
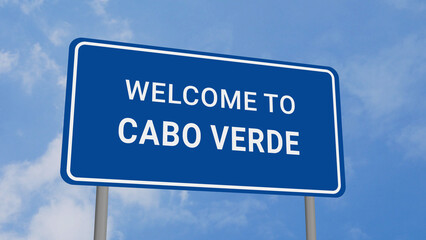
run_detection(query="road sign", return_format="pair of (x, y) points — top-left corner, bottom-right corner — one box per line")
(61, 38), (345, 197)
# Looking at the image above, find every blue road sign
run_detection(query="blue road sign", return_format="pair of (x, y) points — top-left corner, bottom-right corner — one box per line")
(61, 38), (345, 197)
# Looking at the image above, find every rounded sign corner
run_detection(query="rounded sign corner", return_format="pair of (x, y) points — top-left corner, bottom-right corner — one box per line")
(69, 38), (86, 50)
(323, 66), (339, 82)
(60, 165), (77, 185)
(331, 181), (346, 198)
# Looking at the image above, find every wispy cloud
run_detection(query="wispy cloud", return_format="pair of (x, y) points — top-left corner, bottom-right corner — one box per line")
(0, 135), (205, 239)
(26, 197), (93, 240)
(396, 124), (426, 160)
(47, 25), (71, 46)
(0, 136), (60, 225)
(384, 0), (426, 11)
(90, 0), (108, 16)
(19, 0), (43, 14)
(189, 24), (234, 54)
(197, 198), (266, 229)
(19, 43), (64, 93)
(112, 187), (162, 209)
(0, 50), (19, 74)
(343, 35), (426, 119)
(340, 34), (426, 161)
(89, 0), (133, 42)
(0, 136), (94, 240)
(0, 0), (44, 14)
(126, 196), (267, 232)
(348, 227), (370, 240)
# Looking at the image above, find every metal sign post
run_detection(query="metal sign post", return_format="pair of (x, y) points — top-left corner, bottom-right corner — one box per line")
(60, 38), (344, 239)
(94, 186), (109, 240)
(304, 196), (316, 240)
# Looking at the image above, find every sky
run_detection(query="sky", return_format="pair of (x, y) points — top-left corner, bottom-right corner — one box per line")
(0, 0), (425, 239)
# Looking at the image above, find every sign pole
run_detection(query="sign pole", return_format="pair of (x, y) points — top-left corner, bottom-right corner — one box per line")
(304, 196), (316, 240)
(94, 186), (109, 240)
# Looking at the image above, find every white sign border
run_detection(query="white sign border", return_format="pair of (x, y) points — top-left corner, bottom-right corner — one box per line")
(66, 41), (342, 195)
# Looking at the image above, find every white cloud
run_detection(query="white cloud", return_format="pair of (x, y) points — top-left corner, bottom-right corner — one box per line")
(133, 196), (267, 231)
(0, 136), (94, 240)
(199, 199), (266, 228)
(48, 27), (70, 46)
(112, 22), (133, 42)
(112, 187), (161, 209)
(19, 43), (63, 93)
(0, 135), (197, 240)
(348, 227), (370, 239)
(385, 0), (426, 11)
(0, 50), (19, 74)
(0, 232), (25, 240)
(89, 0), (133, 42)
(190, 25), (234, 54)
(342, 35), (426, 120)
(396, 124), (426, 160)
(0, 135), (61, 225)
(105, 18), (133, 42)
(19, 0), (43, 14)
(339, 34), (426, 159)
(0, 135), (273, 239)
(0, 0), (44, 14)
(57, 75), (67, 88)
(27, 198), (93, 240)
(90, 0), (108, 16)
(179, 190), (189, 205)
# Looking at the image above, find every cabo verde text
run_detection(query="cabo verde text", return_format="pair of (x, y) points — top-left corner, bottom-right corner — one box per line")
(118, 79), (300, 156)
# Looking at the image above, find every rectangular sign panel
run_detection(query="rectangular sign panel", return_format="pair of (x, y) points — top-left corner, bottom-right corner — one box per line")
(61, 38), (345, 197)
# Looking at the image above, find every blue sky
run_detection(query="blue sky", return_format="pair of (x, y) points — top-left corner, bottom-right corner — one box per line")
(1, 0), (425, 239)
